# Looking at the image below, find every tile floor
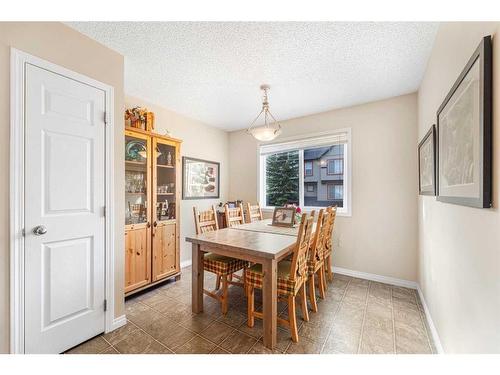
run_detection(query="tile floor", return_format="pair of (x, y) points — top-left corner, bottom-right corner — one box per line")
(67, 267), (435, 354)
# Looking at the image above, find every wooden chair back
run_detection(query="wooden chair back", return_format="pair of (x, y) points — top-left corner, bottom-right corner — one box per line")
(289, 213), (314, 282)
(225, 203), (245, 227)
(193, 205), (219, 235)
(308, 209), (328, 265)
(322, 206), (337, 257)
(245, 202), (263, 223)
(308, 210), (315, 227)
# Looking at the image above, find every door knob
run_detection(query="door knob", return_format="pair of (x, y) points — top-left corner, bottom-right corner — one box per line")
(33, 225), (47, 235)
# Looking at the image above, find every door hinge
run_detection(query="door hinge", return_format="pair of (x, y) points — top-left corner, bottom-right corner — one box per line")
(104, 299), (108, 312)
(103, 206), (106, 217)
(104, 111), (107, 125)
(22, 228), (25, 237)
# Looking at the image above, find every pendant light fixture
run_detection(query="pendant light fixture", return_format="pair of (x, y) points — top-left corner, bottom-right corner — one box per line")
(247, 84), (281, 142)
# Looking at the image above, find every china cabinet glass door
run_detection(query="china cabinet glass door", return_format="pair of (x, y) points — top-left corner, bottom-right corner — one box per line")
(125, 132), (151, 226)
(152, 137), (178, 280)
(124, 130), (151, 292)
(153, 139), (177, 223)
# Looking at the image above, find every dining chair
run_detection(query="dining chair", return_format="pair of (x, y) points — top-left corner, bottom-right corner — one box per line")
(322, 206), (337, 286)
(245, 202), (263, 223)
(245, 213), (314, 343)
(225, 203), (245, 227)
(283, 210), (315, 262)
(193, 205), (247, 314)
(306, 209), (329, 312)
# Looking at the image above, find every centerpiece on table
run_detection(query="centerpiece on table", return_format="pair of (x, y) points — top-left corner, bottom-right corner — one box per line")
(294, 206), (302, 223)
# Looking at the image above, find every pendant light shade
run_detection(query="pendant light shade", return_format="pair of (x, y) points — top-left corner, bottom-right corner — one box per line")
(247, 84), (281, 142)
(248, 126), (281, 142)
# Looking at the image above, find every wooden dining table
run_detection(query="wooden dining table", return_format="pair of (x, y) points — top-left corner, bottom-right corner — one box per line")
(185, 219), (314, 349)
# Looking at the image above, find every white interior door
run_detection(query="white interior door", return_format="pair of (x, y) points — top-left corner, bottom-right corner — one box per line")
(24, 63), (106, 354)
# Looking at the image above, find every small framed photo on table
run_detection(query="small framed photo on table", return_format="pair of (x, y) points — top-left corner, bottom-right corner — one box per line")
(271, 207), (296, 227)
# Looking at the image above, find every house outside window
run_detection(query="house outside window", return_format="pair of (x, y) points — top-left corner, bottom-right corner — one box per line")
(304, 161), (313, 176)
(259, 130), (351, 216)
(327, 158), (343, 175)
(327, 184), (343, 200)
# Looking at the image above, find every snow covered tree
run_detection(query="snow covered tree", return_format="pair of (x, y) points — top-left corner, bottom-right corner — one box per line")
(265, 150), (299, 206)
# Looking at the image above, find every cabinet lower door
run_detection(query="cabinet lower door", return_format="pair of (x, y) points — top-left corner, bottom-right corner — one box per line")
(125, 226), (151, 293)
(152, 223), (178, 281)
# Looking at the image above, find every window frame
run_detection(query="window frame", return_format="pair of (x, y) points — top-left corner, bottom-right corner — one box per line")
(327, 157), (344, 175)
(258, 129), (352, 217)
(335, 185), (344, 200)
(327, 183), (343, 200)
(326, 183), (335, 200)
(304, 160), (313, 177)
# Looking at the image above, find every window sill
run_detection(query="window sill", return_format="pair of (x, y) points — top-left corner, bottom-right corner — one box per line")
(261, 206), (351, 217)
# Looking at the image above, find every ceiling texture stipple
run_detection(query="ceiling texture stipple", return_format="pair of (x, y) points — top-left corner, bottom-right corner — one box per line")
(67, 22), (439, 131)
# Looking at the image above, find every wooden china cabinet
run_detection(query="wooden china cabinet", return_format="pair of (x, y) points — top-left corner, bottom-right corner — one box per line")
(124, 126), (182, 295)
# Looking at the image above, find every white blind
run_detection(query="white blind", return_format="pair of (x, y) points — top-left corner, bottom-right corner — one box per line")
(259, 131), (349, 156)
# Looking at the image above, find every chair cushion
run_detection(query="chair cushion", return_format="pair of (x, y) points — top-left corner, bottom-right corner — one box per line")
(307, 258), (323, 274)
(245, 260), (300, 296)
(203, 253), (247, 275)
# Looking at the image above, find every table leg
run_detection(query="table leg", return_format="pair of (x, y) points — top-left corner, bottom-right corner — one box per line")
(262, 258), (277, 349)
(192, 243), (204, 313)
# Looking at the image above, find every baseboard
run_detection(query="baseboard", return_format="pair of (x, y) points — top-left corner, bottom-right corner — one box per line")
(417, 285), (444, 354)
(180, 259), (192, 269)
(109, 315), (127, 332)
(333, 266), (418, 289)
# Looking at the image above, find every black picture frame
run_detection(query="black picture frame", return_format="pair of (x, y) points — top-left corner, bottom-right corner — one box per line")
(418, 125), (436, 196)
(182, 156), (220, 200)
(436, 35), (492, 208)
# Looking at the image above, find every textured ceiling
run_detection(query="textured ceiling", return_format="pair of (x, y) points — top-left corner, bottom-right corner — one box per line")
(67, 22), (438, 131)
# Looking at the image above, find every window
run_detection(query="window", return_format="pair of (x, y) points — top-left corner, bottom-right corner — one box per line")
(304, 161), (313, 176)
(259, 130), (351, 215)
(335, 185), (343, 199)
(327, 184), (343, 200)
(264, 150), (299, 207)
(327, 158), (343, 175)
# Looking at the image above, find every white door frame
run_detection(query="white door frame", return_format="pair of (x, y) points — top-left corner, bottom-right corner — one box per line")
(9, 48), (118, 354)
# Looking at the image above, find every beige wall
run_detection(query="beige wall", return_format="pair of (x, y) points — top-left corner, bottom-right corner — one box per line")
(4, 20), (498, 355)
(229, 93), (419, 282)
(125, 96), (229, 265)
(417, 22), (500, 353)
(0, 22), (125, 353)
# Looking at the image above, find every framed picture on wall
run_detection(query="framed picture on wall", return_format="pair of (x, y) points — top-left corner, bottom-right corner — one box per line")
(182, 157), (220, 199)
(418, 125), (436, 196)
(436, 35), (492, 208)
